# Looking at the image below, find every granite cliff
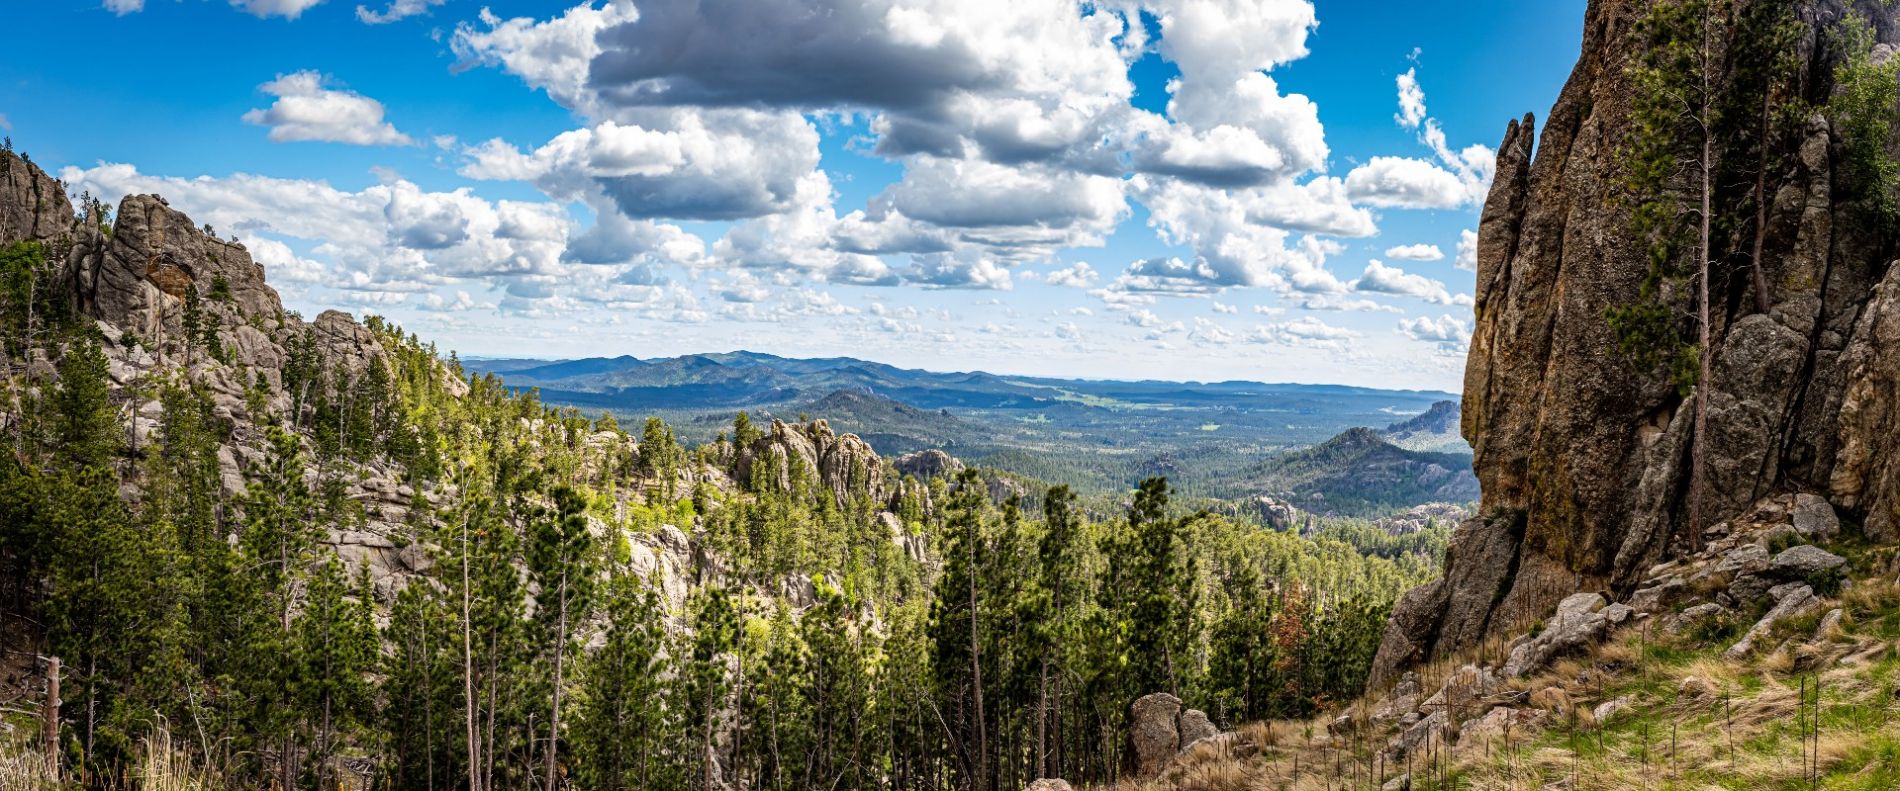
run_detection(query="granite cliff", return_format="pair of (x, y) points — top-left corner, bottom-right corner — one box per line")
(1374, 0), (1900, 682)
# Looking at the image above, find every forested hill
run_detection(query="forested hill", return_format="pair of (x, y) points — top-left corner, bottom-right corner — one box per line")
(0, 145), (1447, 791)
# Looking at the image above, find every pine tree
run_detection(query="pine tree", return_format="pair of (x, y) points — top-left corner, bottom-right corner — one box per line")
(528, 485), (597, 791)
(573, 570), (670, 791)
(292, 558), (377, 789)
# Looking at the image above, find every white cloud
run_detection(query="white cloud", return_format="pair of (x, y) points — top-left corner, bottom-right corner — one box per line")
(59, 163), (616, 308)
(1351, 259), (1473, 306)
(1455, 228), (1479, 271)
(1212, 301), (1237, 314)
(230, 0), (328, 20)
(461, 111), (819, 221)
(1046, 262), (1099, 288)
(1396, 67), (1427, 129)
(356, 0), (443, 24)
(1188, 316), (1237, 344)
(1296, 294), (1403, 314)
(1385, 243), (1444, 261)
(242, 71), (411, 146)
(104, 0), (144, 14)
(1400, 313), (1471, 343)
(1249, 316), (1357, 347)
(907, 251), (1014, 290)
(1388, 65), (1495, 206)
(1344, 157), (1466, 209)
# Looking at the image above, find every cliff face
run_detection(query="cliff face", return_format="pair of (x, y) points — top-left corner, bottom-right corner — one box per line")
(1374, 0), (1900, 682)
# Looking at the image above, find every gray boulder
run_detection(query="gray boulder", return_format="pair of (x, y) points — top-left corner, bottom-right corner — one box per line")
(1725, 583), (1821, 659)
(1503, 593), (1609, 677)
(1129, 693), (1181, 776)
(1178, 708), (1218, 747)
(1770, 545), (1846, 580)
(1665, 603), (1730, 636)
(1793, 494), (1839, 536)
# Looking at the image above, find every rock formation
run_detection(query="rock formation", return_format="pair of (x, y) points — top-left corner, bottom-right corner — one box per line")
(734, 418), (888, 505)
(0, 148), (926, 614)
(1373, 0), (1900, 683)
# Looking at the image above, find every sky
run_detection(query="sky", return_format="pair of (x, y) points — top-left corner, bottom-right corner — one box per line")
(0, 0), (1584, 390)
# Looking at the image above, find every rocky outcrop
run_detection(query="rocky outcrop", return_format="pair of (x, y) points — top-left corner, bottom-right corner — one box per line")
(69, 194), (284, 344)
(1375, 0), (1900, 683)
(892, 448), (964, 480)
(0, 150), (71, 246)
(735, 418), (887, 505)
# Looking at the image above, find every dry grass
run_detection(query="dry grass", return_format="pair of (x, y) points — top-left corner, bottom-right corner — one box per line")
(1099, 574), (1900, 791)
(0, 740), (57, 791)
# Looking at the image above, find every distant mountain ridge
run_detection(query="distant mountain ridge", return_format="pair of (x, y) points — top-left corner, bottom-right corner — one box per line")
(1379, 399), (1469, 455)
(467, 351), (1465, 499)
(1244, 426), (1479, 516)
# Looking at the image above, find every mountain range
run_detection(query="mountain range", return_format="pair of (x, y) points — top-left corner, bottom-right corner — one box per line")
(464, 351), (1470, 501)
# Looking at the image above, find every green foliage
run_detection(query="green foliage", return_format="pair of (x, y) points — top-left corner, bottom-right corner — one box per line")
(0, 285), (1448, 791)
(1828, 12), (1900, 226)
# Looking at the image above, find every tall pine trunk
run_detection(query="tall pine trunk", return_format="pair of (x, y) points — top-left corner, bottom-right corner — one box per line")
(461, 516), (481, 791)
(545, 572), (568, 791)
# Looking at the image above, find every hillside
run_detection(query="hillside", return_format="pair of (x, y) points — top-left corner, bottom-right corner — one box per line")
(1114, 495), (1900, 791)
(1240, 427), (1479, 517)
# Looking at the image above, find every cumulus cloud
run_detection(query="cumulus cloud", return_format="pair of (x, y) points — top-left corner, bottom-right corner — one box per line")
(1351, 260), (1472, 306)
(1386, 64), (1495, 206)
(1046, 262), (1099, 288)
(231, 0), (329, 20)
(57, 162), (626, 307)
(907, 251), (1014, 290)
(1399, 313), (1472, 352)
(461, 111), (818, 221)
(1385, 243), (1443, 261)
(356, 0), (443, 23)
(1344, 156), (1466, 209)
(1249, 316), (1358, 347)
(1455, 228), (1479, 271)
(242, 72), (411, 146)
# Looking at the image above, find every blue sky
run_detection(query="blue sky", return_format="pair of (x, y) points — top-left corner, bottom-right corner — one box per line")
(1, 0), (1583, 389)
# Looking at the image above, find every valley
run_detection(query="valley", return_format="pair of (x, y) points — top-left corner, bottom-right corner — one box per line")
(466, 351), (1471, 509)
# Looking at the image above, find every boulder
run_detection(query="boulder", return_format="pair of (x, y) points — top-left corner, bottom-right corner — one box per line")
(1022, 781), (1072, 791)
(1129, 693), (1181, 776)
(1392, 710), (1451, 756)
(1769, 545), (1846, 580)
(1460, 707), (1542, 742)
(1725, 583), (1821, 659)
(1678, 676), (1716, 701)
(1664, 603), (1729, 636)
(1591, 696), (1633, 723)
(1812, 608), (1844, 642)
(1627, 578), (1685, 614)
(1712, 544), (1771, 577)
(1178, 709), (1217, 748)
(1503, 593), (1610, 677)
(1421, 664), (1499, 719)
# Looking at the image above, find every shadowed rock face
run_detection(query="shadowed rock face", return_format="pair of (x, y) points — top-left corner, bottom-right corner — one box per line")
(1373, 0), (1900, 684)
(0, 151), (70, 246)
